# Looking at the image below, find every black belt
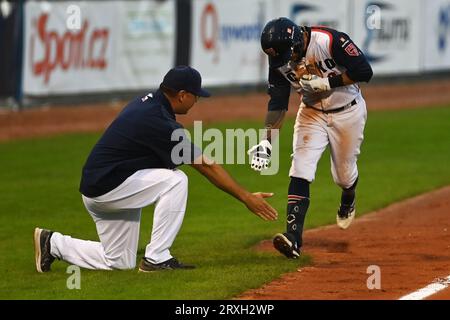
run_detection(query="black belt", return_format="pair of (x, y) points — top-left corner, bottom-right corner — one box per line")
(307, 99), (357, 114)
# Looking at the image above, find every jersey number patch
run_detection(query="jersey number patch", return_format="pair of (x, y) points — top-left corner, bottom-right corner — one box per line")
(345, 43), (360, 56)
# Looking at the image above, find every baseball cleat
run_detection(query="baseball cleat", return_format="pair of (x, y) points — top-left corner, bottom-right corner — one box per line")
(273, 233), (300, 259)
(34, 227), (55, 273)
(138, 257), (196, 272)
(336, 203), (356, 230)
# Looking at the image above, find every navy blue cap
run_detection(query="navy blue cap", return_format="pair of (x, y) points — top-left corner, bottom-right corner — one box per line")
(161, 66), (211, 97)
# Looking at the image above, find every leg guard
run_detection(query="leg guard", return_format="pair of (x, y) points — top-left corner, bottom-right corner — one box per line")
(286, 197), (310, 248)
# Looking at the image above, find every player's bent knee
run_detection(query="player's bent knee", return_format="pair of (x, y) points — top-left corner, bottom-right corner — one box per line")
(105, 252), (136, 270)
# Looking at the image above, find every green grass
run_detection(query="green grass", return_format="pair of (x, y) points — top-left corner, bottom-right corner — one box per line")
(0, 106), (449, 299)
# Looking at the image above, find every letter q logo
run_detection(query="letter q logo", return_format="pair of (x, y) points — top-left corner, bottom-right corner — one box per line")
(201, 4), (218, 50)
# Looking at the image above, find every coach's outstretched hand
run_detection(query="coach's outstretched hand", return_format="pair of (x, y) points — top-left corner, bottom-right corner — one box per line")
(243, 192), (278, 221)
(190, 156), (278, 221)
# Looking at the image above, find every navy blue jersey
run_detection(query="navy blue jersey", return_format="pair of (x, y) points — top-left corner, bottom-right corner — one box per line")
(79, 90), (201, 198)
(268, 26), (373, 111)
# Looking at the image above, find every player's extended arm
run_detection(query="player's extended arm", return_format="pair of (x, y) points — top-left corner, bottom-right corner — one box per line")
(264, 68), (291, 141)
(264, 109), (286, 141)
(247, 69), (290, 171)
(190, 155), (278, 221)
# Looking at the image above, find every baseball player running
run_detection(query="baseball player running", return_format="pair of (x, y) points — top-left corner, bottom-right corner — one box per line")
(248, 18), (373, 258)
(34, 66), (278, 273)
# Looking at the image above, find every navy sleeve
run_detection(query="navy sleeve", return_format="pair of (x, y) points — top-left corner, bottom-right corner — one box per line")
(267, 68), (291, 111)
(331, 32), (373, 83)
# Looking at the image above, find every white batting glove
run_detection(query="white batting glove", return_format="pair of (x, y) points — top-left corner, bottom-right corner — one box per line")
(300, 75), (331, 93)
(247, 139), (272, 171)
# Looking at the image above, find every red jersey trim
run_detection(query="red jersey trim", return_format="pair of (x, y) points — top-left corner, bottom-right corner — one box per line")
(311, 27), (334, 57)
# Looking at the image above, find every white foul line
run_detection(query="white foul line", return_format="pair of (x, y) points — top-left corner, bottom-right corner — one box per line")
(398, 275), (450, 300)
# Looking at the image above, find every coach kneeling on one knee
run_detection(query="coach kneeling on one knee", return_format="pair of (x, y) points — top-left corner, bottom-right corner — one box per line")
(34, 66), (278, 273)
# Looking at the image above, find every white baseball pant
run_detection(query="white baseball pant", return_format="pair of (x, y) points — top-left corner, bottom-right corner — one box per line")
(50, 168), (188, 270)
(289, 94), (367, 188)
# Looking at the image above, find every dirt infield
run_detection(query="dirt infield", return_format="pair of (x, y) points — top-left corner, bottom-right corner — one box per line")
(239, 186), (450, 300)
(1, 79), (449, 300)
(2, 79), (450, 142)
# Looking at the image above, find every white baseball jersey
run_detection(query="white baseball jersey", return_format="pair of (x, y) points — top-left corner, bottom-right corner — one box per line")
(276, 28), (361, 110)
(267, 26), (372, 113)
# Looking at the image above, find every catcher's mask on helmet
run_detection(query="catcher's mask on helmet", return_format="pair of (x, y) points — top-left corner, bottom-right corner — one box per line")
(260, 17), (304, 67)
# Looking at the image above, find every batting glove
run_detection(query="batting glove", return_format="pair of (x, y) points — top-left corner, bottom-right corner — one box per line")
(247, 139), (272, 171)
(300, 75), (331, 93)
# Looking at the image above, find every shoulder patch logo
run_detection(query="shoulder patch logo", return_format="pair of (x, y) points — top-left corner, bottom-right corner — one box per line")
(345, 43), (360, 56)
